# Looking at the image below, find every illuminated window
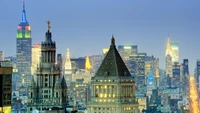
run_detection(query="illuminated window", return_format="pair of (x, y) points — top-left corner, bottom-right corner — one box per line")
(113, 94), (115, 98)
(26, 25), (31, 30)
(104, 94), (107, 98)
(105, 85), (107, 89)
(96, 86), (99, 89)
(18, 26), (22, 30)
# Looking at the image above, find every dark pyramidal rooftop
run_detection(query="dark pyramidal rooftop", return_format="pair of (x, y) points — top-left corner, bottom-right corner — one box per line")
(95, 35), (131, 77)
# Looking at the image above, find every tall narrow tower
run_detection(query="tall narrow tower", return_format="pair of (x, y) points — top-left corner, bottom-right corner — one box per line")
(16, 1), (32, 75)
(27, 21), (68, 112)
(64, 49), (72, 75)
(165, 36), (172, 77)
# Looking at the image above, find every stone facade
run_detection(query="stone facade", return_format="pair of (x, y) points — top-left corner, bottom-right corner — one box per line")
(27, 26), (68, 113)
(87, 36), (139, 113)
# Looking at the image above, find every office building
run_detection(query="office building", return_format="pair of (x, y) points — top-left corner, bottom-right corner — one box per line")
(87, 36), (138, 113)
(196, 60), (200, 88)
(16, 1), (32, 76)
(31, 44), (41, 75)
(165, 37), (173, 77)
(57, 54), (62, 70)
(0, 51), (4, 61)
(171, 43), (179, 62)
(0, 61), (12, 113)
(27, 22), (68, 113)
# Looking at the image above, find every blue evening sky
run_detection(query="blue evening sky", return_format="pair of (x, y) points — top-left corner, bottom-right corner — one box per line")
(0, 0), (200, 73)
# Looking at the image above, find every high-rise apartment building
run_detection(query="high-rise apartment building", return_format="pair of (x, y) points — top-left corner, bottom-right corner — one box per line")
(0, 51), (4, 61)
(0, 61), (12, 113)
(31, 44), (41, 75)
(27, 22), (68, 112)
(171, 43), (179, 62)
(87, 36), (138, 113)
(16, 1), (32, 76)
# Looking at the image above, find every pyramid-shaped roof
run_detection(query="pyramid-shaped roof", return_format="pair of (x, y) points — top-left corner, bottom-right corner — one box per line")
(95, 35), (131, 77)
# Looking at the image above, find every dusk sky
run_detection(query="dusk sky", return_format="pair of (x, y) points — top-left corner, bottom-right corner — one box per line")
(0, 0), (200, 72)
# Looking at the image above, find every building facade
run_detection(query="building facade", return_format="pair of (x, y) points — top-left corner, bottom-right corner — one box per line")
(31, 44), (41, 75)
(0, 51), (4, 61)
(27, 22), (68, 113)
(0, 61), (12, 113)
(171, 43), (179, 62)
(16, 1), (32, 76)
(87, 36), (138, 113)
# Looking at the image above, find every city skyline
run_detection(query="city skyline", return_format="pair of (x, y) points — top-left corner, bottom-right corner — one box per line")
(0, 0), (200, 72)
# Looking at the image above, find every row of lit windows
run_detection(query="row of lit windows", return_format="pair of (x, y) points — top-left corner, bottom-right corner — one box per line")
(95, 79), (133, 82)
(96, 99), (115, 102)
(96, 94), (115, 98)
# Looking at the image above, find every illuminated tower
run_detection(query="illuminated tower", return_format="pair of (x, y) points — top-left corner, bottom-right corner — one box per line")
(85, 56), (92, 72)
(171, 43), (179, 62)
(64, 49), (72, 75)
(165, 36), (172, 77)
(87, 35), (138, 113)
(27, 21), (68, 112)
(31, 44), (41, 75)
(16, 1), (32, 76)
(146, 67), (156, 100)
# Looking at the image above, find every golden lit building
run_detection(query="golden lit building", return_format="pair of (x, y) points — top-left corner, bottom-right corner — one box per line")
(31, 44), (41, 75)
(87, 36), (138, 113)
(165, 36), (173, 77)
(0, 61), (12, 113)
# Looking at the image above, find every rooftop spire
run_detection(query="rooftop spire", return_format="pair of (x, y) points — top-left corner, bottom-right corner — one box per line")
(111, 34), (115, 45)
(21, 0), (27, 23)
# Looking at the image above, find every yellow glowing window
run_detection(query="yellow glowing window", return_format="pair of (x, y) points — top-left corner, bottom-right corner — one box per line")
(104, 94), (107, 98)
(113, 94), (115, 98)
(105, 85), (107, 88)
(96, 86), (99, 89)
(109, 94), (111, 97)
(100, 94), (103, 98)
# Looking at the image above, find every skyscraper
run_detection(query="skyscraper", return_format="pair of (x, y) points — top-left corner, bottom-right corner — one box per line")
(87, 36), (138, 113)
(16, 1), (32, 76)
(64, 49), (72, 75)
(0, 51), (4, 61)
(165, 37), (172, 77)
(171, 43), (179, 62)
(31, 44), (41, 75)
(0, 61), (12, 113)
(27, 21), (68, 112)
(57, 54), (62, 70)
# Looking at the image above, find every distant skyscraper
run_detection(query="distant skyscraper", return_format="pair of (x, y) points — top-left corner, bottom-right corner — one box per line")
(16, 1), (32, 75)
(31, 44), (41, 75)
(27, 22), (68, 112)
(118, 45), (138, 61)
(0, 61), (12, 113)
(0, 51), (4, 61)
(64, 49), (72, 75)
(85, 56), (92, 72)
(87, 36), (138, 113)
(165, 37), (172, 77)
(146, 67), (156, 100)
(102, 48), (109, 56)
(182, 59), (189, 76)
(196, 60), (200, 88)
(57, 53), (62, 70)
(171, 43), (179, 62)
